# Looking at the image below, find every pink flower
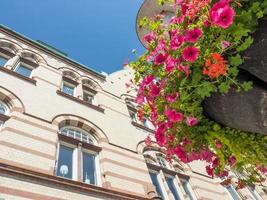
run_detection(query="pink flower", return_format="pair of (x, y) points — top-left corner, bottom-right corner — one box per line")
(257, 165), (267, 174)
(210, 1), (235, 29)
(221, 40), (231, 49)
(166, 92), (179, 103)
(177, 65), (189, 76)
(149, 83), (161, 98)
(218, 170), (229, 178)
(215, 140), (222, 149)
(170, 34), (184, 50)
(182, 46), (199, 62)
(174, 146), (188, 162)
(135, 93), (144, 104)
(165, 57), (177, 73)
(165, 108), (183, 122)
(206, 165), (214, 177)
(143, 75), (154, 85)
(212, 157), (220, 168)
(228, 155), (236, 166)
(185, 27), (202, 43)
(155, 123), (167, 147)
(154, 53), (167, 65)
(204, 20), (211, 27)
(144, 135), (152, 147)
(143, 32), (156, 43)
(170, 15), (185, 24)
(186, 116), (198, 126)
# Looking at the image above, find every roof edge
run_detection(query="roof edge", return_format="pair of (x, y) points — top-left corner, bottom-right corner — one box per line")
(0, 24), (106, 81)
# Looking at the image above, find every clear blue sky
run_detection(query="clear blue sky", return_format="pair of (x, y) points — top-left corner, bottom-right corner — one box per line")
(0, 0), (145, 73)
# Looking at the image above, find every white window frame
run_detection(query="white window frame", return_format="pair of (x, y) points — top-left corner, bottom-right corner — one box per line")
(164, 174), (184, 200)
(59, 126), (96, 145)
(149, 170), (168, 200)
(180, 179), (197, 200)
(0, 53), (9, 67)
(157, 155), (169, 169)
(81, 148), (101, 186)
(55, 142), (78, 180)
(14, 62), (34, 78)
(0, 100), (9, 116)
(61, 81), (76, 96)
(83, 90), (96, 105)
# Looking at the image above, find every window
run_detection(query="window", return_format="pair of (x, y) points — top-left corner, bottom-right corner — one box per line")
(149, 172), (165, 199)
(60, 127), (95, 144)
(129, 110), (137, 123)
(166, 176), (181, 200)
(157, 156), (168, 168)
(82, 151), (96, 184)
(56, 125), (100, 185)
(0, 55), (8, 67)
(56, 144), (74, 179)
(248, 186), (263, 200)
(83, 91), (94, 104)
(181, 180), (195, 200)
(0, 101), (8, 115)
(15, 63), (33, 77)
(0, 100), (10, 130)
(61, 82), (75, 96)
(225, 185), (241, 200)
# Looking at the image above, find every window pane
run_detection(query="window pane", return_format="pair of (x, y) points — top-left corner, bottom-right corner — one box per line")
(225, 185), (240, 200)
(82, 152), (96, 185)
(166, 177), (181, 200)
(16, 65), (32, 77)
(0, 56), (7, 67)
(248, 186), (262, 200)
(0, 106), (6, 115)
(182, 181), (194, 200)
(83, 92), (94, 104)
(157, 157), (167, 168)
(56, 145), (73, 179)
(149, 172), (164, 199)
(62, 83), (74, 96)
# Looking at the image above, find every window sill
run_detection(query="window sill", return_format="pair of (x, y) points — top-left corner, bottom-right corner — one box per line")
(131, 121), (154, 133)
(146, 163), (190, 180)
(0, 113), (10, 122)
(0, 67), (36, 85)
(58, 133), (102, 152)
(56, 90), (105, 113)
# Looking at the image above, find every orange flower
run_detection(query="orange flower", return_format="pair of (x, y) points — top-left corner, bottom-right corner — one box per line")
(203, 53), (228, 79)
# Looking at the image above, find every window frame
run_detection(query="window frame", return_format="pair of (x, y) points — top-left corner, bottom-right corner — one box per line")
(164, 174), (184, 200)
(0, 53), (9, 67)
(149, 170), (167, 199)
(61, 81), (76, 97)
(14, 61), (35, 78)
(83, 90), (95, 105)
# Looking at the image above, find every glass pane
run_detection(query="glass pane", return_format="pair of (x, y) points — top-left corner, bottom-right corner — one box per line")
(0, 56), (7, 67)
(157, 157), (167, 168)
(16, 65), (32, 77)
(182, 181), (194, 200)
(226, 185), (240, 200)
(248, 186), (262, 200)
(75, 131), (81, 140)
(82, 133), (88, 143)
(166, 177), (181, 200)
(149, 172), (164, 199)
(0, 106), (6, 115)
(82, 152), (96, 185)
(62, 84), (74, 96)
(83, 92), (94, 104)
(130, 112), (137, 122)
(56, 145), (73, 179)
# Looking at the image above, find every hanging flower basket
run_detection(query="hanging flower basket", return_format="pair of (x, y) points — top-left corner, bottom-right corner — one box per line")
(130, 0), (267, 185)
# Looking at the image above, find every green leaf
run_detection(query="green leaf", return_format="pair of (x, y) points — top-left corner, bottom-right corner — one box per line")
(242, 81), (253, 91)
(229, 54), (243, 67)
(228, 66), (239, 77)
(196, 82), (216, 99)
(236, 36), (254, 52)
(219, 82), (230, 93)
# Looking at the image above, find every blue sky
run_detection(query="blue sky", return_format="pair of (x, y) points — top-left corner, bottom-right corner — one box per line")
(0, 0), (145, 73)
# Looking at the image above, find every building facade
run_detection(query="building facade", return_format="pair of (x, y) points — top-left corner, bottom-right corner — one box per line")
(0, 22), (266, 200)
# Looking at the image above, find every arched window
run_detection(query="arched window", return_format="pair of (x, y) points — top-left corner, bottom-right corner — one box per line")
(61, 71), (79, 96)
(0, 47), (15, 67)
(0, 100), (10, 129)
(56, 125), (101, 186)
(59, 126), (95, 145)
(156, 154), (169, 169)
(82, 79), (97, 105)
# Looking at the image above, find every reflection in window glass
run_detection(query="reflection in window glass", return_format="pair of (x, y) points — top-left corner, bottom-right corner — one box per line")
(0, 56), (7, 67)
(15, 64), (32, 77)
(149, 172), (164, 199)
(166, 177), (181, 200)
(82, 152), (96, 185)
(83, 92), (94, 104)
(56, 145), (73, 179)
(62, 83), (75, 96)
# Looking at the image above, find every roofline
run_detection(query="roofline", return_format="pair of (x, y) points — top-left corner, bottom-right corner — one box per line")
(0, 24), (106, 81)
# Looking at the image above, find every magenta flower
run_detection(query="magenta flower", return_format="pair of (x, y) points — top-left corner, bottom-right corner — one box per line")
(149, 83), (161, 98)
(177, 65), (189, 76)
(166, 92), (179, 103)
(228, 155), (237, 166)
(215, 140), (222, 149)
(155, 123), (167, 147)
(206, 165), (214, 177)
(174, 146), (188, 163)
(154, 53), (167, 65)
(257, 165), (267, 174)
(221, 40), (231, 49)
(143, 32), (156, 43)
(182, 46), (199, 62)
(170, 15), (185, 24)
(165, 56), (177, 73)
(143, 75), (154, 85)
(210, 1), (235, 29)
(165, 108), (183, 122)
(170, 35), (184, 50)
(186, 116), (198, 126)
(185, 27), (202, 43)
(218, 170), (229, 178)
(212, 157), (220, 168)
